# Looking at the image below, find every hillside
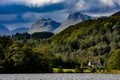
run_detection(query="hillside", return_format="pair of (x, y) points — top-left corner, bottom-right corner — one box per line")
(0, 11), (120, 73)
(33, 12), (120, 69)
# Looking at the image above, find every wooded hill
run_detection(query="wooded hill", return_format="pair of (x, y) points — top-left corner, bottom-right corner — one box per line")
(0, 11), (120, 73)
(34, 12), (120, 70)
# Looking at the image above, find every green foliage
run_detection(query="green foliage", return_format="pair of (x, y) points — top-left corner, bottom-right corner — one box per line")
(12, 32), (30, 42)
(0, 38), (53, 73)
(57, 66), (63, 73)
(0, 15), (120, 73)
(90, 68), (96, 73)
(31, 32), (54, 39)
(47, 16), (120, 69)
(107, 49), (120, 70)
(75, 66), (83, 73)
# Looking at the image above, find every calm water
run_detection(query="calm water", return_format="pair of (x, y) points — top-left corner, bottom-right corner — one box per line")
(0, 74), (119, 80)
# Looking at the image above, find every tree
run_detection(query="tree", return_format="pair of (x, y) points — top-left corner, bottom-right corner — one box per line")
(107, 49), (120, 70)
(31, 32), (54, 39)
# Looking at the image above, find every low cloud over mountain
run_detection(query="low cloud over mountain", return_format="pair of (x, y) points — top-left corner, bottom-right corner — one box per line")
(0, 0), (119, 30)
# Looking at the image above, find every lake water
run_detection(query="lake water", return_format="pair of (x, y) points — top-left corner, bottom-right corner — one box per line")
(0, 74), (119, 80)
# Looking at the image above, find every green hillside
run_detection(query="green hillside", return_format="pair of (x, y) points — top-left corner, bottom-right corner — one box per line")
(0, 13), (120, 73)
(34, 15), (120, 70)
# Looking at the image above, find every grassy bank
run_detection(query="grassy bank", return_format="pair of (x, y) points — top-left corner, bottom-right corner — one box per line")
(53, 68), (120, 74)
(97, 70), (120, 74)
(53, 68), (90, 73)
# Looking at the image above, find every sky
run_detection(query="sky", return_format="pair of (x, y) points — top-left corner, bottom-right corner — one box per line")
(0, 0), (120, 30)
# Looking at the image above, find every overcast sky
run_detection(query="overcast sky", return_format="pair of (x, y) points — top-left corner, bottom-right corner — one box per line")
(0, 0), (120, 30)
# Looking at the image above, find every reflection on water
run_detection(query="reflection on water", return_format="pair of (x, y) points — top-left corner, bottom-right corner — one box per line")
(0, 74), (120, 80)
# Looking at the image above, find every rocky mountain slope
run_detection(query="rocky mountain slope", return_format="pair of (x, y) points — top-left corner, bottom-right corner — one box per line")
(54, 12), (93, 33)
(28, 18), (61, 34)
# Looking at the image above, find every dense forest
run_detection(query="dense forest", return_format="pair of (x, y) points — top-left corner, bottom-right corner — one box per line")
(0, 14), (120, 73)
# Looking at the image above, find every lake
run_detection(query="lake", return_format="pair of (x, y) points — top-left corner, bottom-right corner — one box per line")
(0, 74), (119, 80)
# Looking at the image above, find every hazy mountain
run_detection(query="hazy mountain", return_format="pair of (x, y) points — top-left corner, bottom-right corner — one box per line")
(28, 18), (61, 34)
(0, 25), (10, 35)
(0, 25), (29, 35)
(54, 12), (94, 33)
(11, 27), (29, 35)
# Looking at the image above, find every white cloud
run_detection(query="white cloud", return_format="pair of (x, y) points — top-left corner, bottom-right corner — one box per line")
(0, 0), (64, 7)
(101, 0), (114, 6)
(23, 0), (65, 7)
(75, 0), (120, 11)
(75, 0), (100, 11)
(75, 0), (91, 11)
(101, 0), (120, 6)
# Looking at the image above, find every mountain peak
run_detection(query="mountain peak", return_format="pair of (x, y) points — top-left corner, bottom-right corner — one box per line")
(67, 12), (84, 20)
(54, 12), (93, 34)
(28, 18), (61, 34)
(111, 11), (120, 16)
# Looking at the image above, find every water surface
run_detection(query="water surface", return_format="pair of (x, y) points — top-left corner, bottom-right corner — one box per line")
(0, 74), (120, 80)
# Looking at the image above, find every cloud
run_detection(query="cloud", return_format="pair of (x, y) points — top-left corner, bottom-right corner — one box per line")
(0, 3), (65, 14)
(0, 13), (41, 24)
(25, 0), (64, 7)
(74, 0), (120, 13)
(0, 0), (120, 14)
(101, 0), (120, 6)
(0, 0), (120, 31)
(0, 14), (17, 22)
(101, 0), (114, 6)
(0, 0), (64, 7)
(5, 23), (33, 31)
(0, 10), (68, 24)
(0, 11), (68, 30)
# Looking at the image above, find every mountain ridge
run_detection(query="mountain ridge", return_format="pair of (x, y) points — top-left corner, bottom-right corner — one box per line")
(28, 18), (61, 34)
(0, 25), (10, 35)
(0, 25), (28, 35)
(11, 27), (29, 35)
(54, 12), (94, 34)
(111, 11), (120, 16)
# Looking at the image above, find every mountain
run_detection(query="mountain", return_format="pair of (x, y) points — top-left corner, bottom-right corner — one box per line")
(44, 14), (120, 70)
(0, 25), (29, 35)
(28, 18), (61, 34)
(111, 11), (120, 16)
(0, 25), (10, 35)
(11, 27), (29, 35)
(54, 12), (93, 34)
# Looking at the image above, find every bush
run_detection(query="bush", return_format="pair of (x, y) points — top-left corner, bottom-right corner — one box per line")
(57, 66), (63, 73)
(90, 68), (96, 73)
(75, 66), (84, 73)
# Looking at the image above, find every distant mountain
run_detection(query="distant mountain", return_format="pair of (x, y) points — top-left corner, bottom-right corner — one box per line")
(11, 27), (29, 35)
(0, 25), (10, 35)
(0, 25), (29, 36)
(28, 18), (61, 34)
(54, 12), (94, 33)
(111, 11), (120, 16)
